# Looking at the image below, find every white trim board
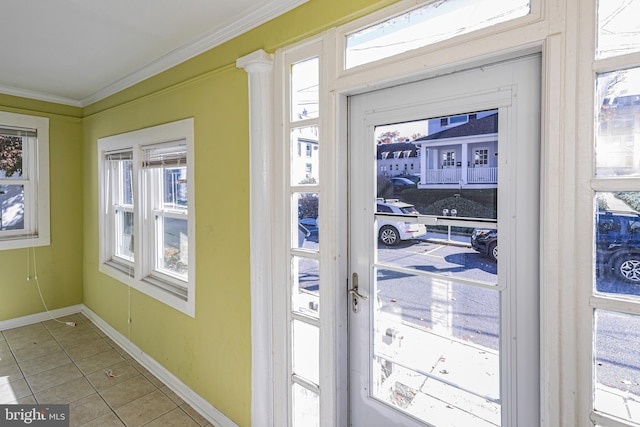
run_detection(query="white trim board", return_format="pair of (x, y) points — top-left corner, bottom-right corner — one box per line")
(0, 305), (84, 331)
(0, 305), (239, 427)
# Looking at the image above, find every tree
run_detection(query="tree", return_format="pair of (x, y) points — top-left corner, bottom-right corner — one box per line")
(0, 136), (22, 177)
(377, 130), (401, 144)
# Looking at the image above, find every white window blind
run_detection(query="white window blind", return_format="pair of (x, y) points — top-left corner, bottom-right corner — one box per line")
(141, 142), (187, 168)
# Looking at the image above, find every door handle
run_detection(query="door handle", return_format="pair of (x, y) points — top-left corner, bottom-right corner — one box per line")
(350, 272), (367, 313)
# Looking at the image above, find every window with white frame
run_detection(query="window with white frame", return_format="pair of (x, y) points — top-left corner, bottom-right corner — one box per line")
(98, 119), (195, 317)
(590, 2), (640, 426)
(0, 111), (49, 250)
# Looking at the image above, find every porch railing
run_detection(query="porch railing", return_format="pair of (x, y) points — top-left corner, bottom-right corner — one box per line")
(423, 167), (497, 184)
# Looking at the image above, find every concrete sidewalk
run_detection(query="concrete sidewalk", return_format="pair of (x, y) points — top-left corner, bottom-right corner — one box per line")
(375, 312), (640, 426)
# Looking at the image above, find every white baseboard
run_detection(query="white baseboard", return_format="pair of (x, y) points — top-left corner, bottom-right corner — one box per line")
(80, 305), (240, 427)
(1, 304), (239, 427)
(0, 304), (84, 331)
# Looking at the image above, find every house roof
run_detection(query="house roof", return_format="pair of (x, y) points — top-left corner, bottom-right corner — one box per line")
(417, 113), (498, 141)
(376, 142), (419, 159)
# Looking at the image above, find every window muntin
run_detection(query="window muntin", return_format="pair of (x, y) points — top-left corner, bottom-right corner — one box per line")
(0, 113), (49, 250)
(596, 0), (640, 59)
(98, 119), (195, 316)
(345, 0), (530, 69)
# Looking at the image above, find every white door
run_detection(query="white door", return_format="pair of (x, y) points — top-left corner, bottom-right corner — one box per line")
(348, 55), (541, 427)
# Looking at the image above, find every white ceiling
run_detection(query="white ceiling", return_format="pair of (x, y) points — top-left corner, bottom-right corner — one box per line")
(0, 0), (306, 107)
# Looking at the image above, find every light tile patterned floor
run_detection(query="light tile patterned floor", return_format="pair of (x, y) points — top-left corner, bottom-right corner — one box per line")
(0, 313), (214, 427)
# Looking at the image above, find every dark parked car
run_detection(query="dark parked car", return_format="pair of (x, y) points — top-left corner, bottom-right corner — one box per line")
(596, 211), (640, 283)
(389, 177), (417, 195)
(471, 228), (497, 262)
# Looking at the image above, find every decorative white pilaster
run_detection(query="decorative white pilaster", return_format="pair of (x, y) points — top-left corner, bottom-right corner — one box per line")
(236, 49), (274, 427)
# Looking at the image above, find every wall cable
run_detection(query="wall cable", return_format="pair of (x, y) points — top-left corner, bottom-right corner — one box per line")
(28, 246), (73, 326)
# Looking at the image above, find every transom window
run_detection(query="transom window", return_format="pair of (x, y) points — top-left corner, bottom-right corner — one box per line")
(98, 119), (195, 317)
(344, 0), (530, 69)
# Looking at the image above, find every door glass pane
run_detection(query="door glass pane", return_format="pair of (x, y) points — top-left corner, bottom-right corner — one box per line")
(292, 383), (319, 427)
(0, 184), (25, 231)
(345, 0), (530, 69)
(372, 112), (500, 425)
(597, 0), (640, 59)
(159, 216), (188, 278)
(595, 67), (640, 177)
(595, 192), (640, 299)
(292, 256), (319, 318)
(294, 192), (319, 250)
(0, 135), (23, 179)
(293, 320), (320, 384)
(373, 269), (501, 426)
(292, 127), (319, 185)
(291, 58), (319, 122)
(594, 309), (640, 424)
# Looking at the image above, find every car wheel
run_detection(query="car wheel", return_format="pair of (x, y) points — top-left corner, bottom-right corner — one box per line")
(379, 225), (400, 246)
(614, 256), (640, 283)
(488, 242), (498, 262)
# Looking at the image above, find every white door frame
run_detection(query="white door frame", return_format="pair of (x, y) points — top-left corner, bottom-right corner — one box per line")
(254, 1), (573, 424)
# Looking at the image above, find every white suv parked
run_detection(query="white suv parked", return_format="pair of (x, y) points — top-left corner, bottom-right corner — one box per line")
(376, 199), (427, 245)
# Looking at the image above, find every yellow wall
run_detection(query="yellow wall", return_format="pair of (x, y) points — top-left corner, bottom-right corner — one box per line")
(0, 0), (398, 426)
(0, 96), (83, 321)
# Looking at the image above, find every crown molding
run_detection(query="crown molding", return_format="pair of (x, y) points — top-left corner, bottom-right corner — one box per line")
(80, 0), (308, 107)
(0, 84), (83, 108)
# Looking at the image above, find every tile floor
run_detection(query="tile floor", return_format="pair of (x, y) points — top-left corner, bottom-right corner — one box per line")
(0, 313), (215, 426)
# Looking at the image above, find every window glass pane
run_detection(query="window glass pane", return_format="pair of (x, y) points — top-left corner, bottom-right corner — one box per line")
(292, 383), (319, 427)
(596, 67), (640, 177)
(0, 185), (24, 231)
(594, 309), (640, 424)
(291, 127), (319, 185)
(115, 210), (134, 261)
(292, 256), (319, 318)
(597, 0), (640, 59)
(292, 319), (319, 384)
(119, 160), (133, 206)
(0, 136), (23, 179)
(291, 58), (319, 122)
(595, 192), (640, 298)
(294, 192), (319, 250)
(159, 216), (188, 278)
(345, 0), (530, 69)
(163, 166), (187, 210)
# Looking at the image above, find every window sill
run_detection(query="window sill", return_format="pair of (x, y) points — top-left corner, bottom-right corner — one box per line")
(99, 261), (194, 318)
(0, 233), (50, 251)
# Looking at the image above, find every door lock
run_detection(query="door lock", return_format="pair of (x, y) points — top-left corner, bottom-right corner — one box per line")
(350, 272), (368, 313)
